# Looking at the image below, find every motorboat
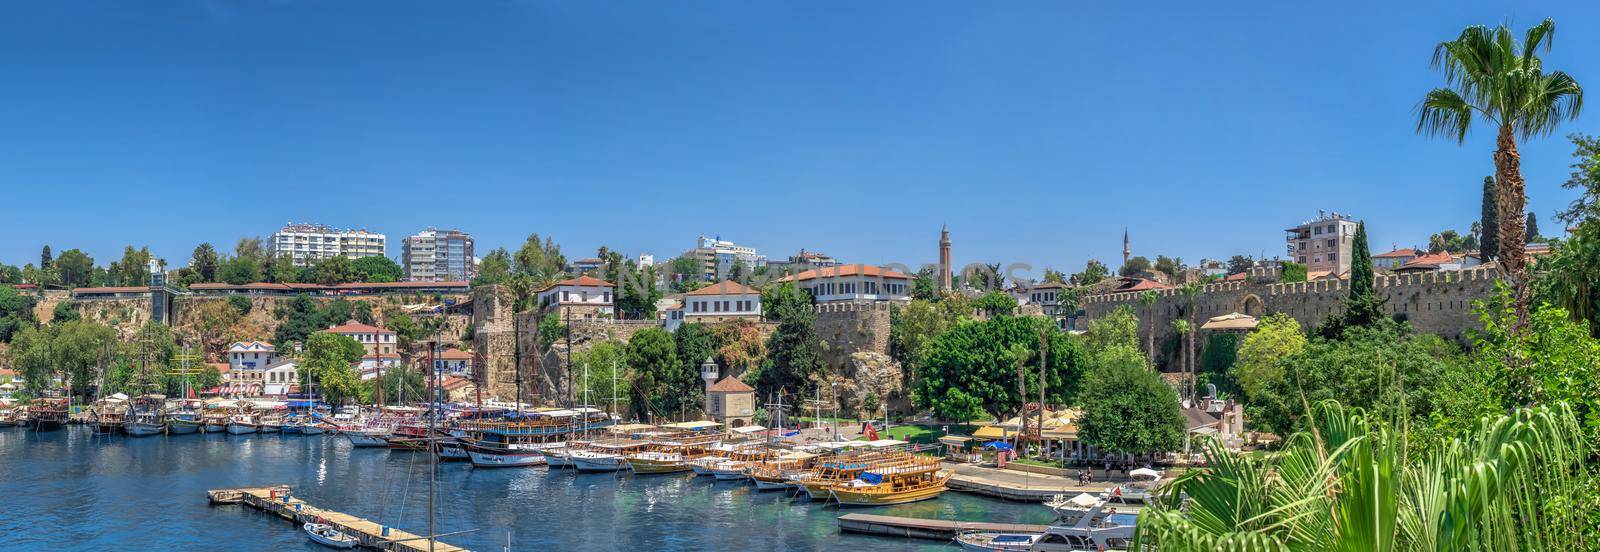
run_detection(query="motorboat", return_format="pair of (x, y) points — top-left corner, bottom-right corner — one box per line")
(303, 522), (358, 549)
(954, 493), (1136, 551)
(827, 455), (950, 506)
(1101, 468), (1162, 504)
(226, 413), (260, 435)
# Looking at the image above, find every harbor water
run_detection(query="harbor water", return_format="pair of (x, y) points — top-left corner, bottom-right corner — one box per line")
(0, 427), (1055, 551)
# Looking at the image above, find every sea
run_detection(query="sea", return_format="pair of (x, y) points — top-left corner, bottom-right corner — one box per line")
(0, 426), (1055, 551)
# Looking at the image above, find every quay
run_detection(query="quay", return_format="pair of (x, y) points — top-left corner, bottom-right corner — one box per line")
(836, 513), (1047, 540)
(207, 486), (469, 552)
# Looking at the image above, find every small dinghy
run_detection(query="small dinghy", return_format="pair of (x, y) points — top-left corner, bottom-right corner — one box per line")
(303, 522), (358, 549)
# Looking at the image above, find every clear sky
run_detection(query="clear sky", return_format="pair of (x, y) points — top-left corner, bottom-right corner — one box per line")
(2, 1), (1598, 277)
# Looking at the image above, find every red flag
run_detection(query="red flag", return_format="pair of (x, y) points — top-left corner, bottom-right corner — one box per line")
(864, 424), (879, 441)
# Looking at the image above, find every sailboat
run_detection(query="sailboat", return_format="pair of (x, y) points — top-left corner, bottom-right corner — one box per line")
(123, 394), (167, 437)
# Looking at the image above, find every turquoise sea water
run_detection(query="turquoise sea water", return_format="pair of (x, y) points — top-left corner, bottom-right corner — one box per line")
(0, 426), (1055, 551)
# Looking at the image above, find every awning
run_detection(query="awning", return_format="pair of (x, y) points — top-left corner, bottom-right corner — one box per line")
(729, 425), (767, 434)
(972, 425), (1009, 439)
(983, 441), (1014, 451)
(1202, 312), (1258, 331)
(662, 420), (722, 430)
(938, 435), (975, 447)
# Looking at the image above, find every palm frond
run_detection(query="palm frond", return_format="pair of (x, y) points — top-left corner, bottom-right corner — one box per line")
(1416, 88), (1475, 142)
(1516, 70), (1584, 140)
(1522, 18), (1556, 60)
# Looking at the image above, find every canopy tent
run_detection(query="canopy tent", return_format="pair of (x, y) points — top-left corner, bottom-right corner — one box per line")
(972, 425), (1009, 439)
(1201, 312), (1258, 331)
(862, 439), (907, 448)
(662, 420), (723, 430)
(983, 441), (1014, 451)
(1067, 492), (1100, 507)
(728, 425), (767, 435)
(1130, 467), (1161, 480)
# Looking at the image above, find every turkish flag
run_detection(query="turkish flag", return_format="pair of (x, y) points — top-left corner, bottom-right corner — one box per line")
(864, 424), (879, 441)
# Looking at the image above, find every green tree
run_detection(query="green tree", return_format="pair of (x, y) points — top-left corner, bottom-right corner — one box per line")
(1317, 221), (1385, 339)
(537, 311), (566, 351)
(1077, 345), (1184, 456)
(755, 282), (827, 401)
(626, 328), (691, 421)
(0, 285), (37, 342)
(40, 245), (52, 270)
(1153, 255), (1183, 280)
(234, 236), (266, 262)
(973, 291), (1017, 316)
(272, 295), (328, 348)
(1250, 324), (1459, 437)
(889, 296), (973, 380)
(513, 233), (567, 285)
(1418, 18), (1584, 330)
(227, 295), (252, 316)
(54, 249), (94, 288)
(1137, 291), (1159, 364)
(265, 255), (299, 284)
(218, 256), (262, 285)
(351, 255), (403, 283)
(191, 243), (220, 282)
(1279, 261), (1308, 283)
(909, 266), (938, 301)
(1226, 255), (1255, 275)
(1118, 256), (1152, 277)
(615, 265), (661, 320)
(1085, 305), (1139, 354)
(913, 315), (1085, 421)
(674, 322), (719, 376)
(311, 256), (360, 285)
(107, 245), (152, 286)
(1231, 313), (1307, 400)
(575, 341), (629, 414)
(1069, 259), (1109, 286)
(1472, 287), (1600, 447)
(473, 247), (513, 286)
(1041, 268), (1066, 284)
(0, 264), (21, 285)
(1480, 176), (1501, 259)
(714, 319), (767, 375)
(1525, 211), (1542, 243)
(50, 301), (79, 325)
(668, 255), (704, 292)
(1134, 401), (1592, 550)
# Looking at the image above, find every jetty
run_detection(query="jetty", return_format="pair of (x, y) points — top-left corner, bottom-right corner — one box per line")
(207, 486), (469, 552)
(836, 513), (1047, 540)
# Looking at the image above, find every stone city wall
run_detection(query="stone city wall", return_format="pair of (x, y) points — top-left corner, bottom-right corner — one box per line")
(1081, 265), (1500, 354)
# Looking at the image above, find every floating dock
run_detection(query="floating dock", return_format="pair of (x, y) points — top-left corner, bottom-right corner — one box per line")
(836, 513), (1048, 540)
(208, 486), (469, 552)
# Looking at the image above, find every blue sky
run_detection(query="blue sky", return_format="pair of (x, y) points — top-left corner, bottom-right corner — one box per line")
(2, 1), (1598, 277)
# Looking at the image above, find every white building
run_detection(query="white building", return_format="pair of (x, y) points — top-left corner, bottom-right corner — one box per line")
(268, 222), (388, 267)
(1024, 281), (1071, 318)
(356, 354), (403, 381)
(324, 322), (397, 356)
(431, 348), (474, 377)
(227, 341), (276, 373)
(401, 228), (475, 282)
(262, 359), (299, 397)
(683, 236), (765, 282)
(681, 280), (762, 324)
(1284, 212), (1359, 276)
(777, 264), (911, 303)
(536, 275), (615, 319)
(637, 254), (655, 268)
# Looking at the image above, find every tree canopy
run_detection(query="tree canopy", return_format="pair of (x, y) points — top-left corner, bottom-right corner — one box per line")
(1077, 345), (1185, 456)
(912, 315), (1085, 421)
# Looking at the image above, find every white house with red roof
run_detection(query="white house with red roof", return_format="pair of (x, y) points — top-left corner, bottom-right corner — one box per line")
(682, 280), (762, 323)
(324, 321), (397, 356)
(356, 353), (402, 381)
(536, 275), (615, 319)
(431, 348), (474, 377)
(776, 264), (911, 303)
(227, 341), (276, 373)
(1372, 248), (1420, 271)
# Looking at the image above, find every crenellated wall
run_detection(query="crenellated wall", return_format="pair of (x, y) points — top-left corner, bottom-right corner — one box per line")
(1081, 265), (1500, 355)
(813, 300), (896, 374)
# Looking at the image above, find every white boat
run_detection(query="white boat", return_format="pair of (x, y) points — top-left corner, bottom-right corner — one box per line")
(466, 440), (561, 468)
(299, 422), (327, 436)
(543, 447), (575, 468)
(226, 415), (259, 435)
(954, 493), (1136, 551)
(710, 460), (751, 481)
(1100, 468), (1161, 504)
(570, 450), (627, 472)
(303, 522), (358, 549)
(345, 427), (392, 447)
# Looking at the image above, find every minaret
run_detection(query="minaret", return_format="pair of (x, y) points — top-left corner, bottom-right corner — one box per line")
(1122, 227), (1131, 265)
(938, 224), (952, 291)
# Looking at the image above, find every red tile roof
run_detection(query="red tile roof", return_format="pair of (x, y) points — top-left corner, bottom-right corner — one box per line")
(441, 376), (474, 391)
(435, 349), (473, 360)
(326, 322), (394, 335)
(1112, 278), (1171, 292)
(71, 286), (148, 294)
(543, 275), (615, 290)
(684, 280), (760, 296)
(707, 376), (755, 393)
(1374, 248), (1421, 259)
(208, 363), (230, 375)
(1224, 272), (1247, 282)
(1031, 281), (1070, 289)
(776, 264), (910, 282)
(1399, 252), (1455, 269)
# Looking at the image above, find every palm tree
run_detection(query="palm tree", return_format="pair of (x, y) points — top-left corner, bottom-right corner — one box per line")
(1169, 319), (1192, 399)
(1417, 18), (1583, 329)
(1138, 291), (1159, 366)
(1134, 401), (1589, 550)
(1177, 283), (1203, 395)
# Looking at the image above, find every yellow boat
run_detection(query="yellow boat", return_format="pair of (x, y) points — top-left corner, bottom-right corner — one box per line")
(793, 452), (916, 500)
(826, 455), (950, 506)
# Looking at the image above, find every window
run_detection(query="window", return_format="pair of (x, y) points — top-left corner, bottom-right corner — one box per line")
(1314, 226), (1323, 235)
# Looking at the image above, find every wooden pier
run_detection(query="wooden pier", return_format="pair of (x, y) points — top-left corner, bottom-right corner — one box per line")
(836, 513), (1048, 540)
(207, 486), (469, 552)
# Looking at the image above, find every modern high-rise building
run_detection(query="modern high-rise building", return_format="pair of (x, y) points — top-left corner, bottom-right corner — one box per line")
(401, 228), (475, 282)
(1285, 211), (1359, 277)
(268, 222), (387, 267)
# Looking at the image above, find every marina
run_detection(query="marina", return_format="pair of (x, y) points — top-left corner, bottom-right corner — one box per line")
(0, 424), (1057, 550)
(207, 486), (468, 552)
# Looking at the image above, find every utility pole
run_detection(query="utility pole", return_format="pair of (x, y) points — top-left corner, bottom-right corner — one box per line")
(1038, 329), (1048, 460)
(374, 326), (384, 407)
(512, 304), (522, 416)
(564, 306), (574, 407)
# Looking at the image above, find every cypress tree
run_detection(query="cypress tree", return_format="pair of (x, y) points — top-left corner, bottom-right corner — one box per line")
(1525, 212), (1541, 244)
(40, 246), (52, 270)
(1316, 221), (1385, 339)
(1349, 221), (1374, 299)
(1479, 176), (1499, 259)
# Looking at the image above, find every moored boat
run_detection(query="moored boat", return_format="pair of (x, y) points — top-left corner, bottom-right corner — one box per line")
(954, 492), (1136, 551)
(123, 395), (167, 437)
(344, 427), (392, 447)
(303, 522), (358, 549)
(571, 440), (647, 472)
(625, 434), (721, 474)
(827, 455), (950, 507)
(226, 413), (260, 435)
(165, 399), (203, 435)
(25, 398), (68, 431)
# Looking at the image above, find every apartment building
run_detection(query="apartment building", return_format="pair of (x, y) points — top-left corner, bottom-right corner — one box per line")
(682, 236), (765, 281)
(401, 228), (475, 282)
(268, 222), (387, 267)
(1284, 211), (1358, 277)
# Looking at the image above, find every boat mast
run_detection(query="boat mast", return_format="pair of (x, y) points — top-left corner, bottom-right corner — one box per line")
(427, 331), (439, 552)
